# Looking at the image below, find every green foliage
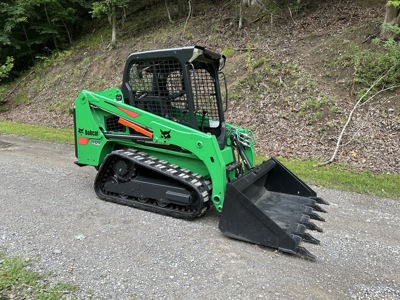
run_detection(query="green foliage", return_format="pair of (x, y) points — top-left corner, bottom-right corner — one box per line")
(81, 56), (90, 66)
(330, 105), (341, 114)
(0, 0), (90, 77)
(297, 94), (330, 124)
(382, 0), (400, 39)
(14, 92), (31, 106)
(387, 0), (400, 7)
(91, 1), (110, 18)
(91, 0), (129, 21)
(184, 30), (193, 39)
(221, 47), (235, 57)
(47, 98), (74, 115)
(0, 56), (14, 81)
(0, 250), (77, 299)
(329, 34), (400, 97)
(90, 0), (130, 44)
(382, 23), (400, 36)
(299, 95), (327, 115)
(352, 39), (400, 97)
(253, 57), (267, 69)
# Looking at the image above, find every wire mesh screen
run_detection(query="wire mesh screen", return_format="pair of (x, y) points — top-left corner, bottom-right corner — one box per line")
(128, 59), (188, 123)
(189, 68), (220, 127)
(128, 59), (220, 128)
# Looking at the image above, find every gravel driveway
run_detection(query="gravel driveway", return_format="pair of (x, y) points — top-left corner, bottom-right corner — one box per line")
(1, 135), (399, 299)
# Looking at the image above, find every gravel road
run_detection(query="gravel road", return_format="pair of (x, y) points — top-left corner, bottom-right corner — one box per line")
(0, 135), (399, 300)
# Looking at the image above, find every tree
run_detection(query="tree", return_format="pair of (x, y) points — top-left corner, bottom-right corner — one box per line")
(0, 0), (38, 66)
(0, 0), (90, 76)
(91, 0), (129, 46)
(381, 0), (400, 39)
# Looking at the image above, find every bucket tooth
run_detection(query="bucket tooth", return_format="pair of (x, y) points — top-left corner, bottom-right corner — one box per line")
(310, 196), (329, 206)
(308, 212), (325, 222)
(296, 246), (317, 261)
(312, 203), (327, 213)
(302, 220), (323, 232)
(299, 215), (323, 232)
(295, 232), (321, 245)
(309, 212), (325, 222)
(304, 206), (325, 222)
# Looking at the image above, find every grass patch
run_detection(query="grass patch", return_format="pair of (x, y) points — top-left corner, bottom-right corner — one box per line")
(0, 121), (74, 144)
(256, 156), (399, 200)
(0, 250), (77, 299)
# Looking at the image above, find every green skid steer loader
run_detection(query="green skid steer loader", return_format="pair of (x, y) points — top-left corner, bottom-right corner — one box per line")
(74, 46), (328, 260)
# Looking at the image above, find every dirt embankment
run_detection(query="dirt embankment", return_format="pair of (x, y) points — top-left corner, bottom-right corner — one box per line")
(0, 0), (398, 174)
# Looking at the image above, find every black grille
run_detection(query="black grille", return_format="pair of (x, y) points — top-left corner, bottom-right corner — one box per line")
(105, 116), (125, 132)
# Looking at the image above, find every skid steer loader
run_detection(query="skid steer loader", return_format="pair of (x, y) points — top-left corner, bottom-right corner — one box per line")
(74, 46), (328, 260)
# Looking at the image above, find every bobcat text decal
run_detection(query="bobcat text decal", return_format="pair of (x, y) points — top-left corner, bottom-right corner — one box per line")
(78, 128), (99, 136)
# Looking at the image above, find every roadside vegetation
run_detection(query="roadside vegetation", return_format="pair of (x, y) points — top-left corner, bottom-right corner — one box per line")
(0, 121), (73, 144)
(0, 250), (77, 299)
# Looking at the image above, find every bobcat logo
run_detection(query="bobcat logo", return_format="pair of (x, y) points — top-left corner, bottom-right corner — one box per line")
(160, 129), (171, 139)
(78, 128), (84, 134)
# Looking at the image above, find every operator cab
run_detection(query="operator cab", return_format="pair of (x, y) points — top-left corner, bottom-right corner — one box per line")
(121, 46), (227, 149)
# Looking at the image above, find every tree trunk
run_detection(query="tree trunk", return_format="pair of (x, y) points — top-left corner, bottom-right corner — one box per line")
(62, 19), (73, 45)
(111, 3), (117, 45)
(165, 0), (173, 22)
(44, 4), (58, 50)
(177, 0), (187, 18)
(21, 24), (35, 64)
(381, 2), (400, 39)
(238, 0), (243, 30)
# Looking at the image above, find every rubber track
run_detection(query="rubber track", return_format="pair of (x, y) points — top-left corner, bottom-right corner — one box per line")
(94, 149), (212, 219)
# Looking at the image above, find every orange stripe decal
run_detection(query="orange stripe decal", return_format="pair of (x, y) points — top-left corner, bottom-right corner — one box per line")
(118, 118), (153, 138)
(78, 137), (90, 145)
(116, 106), (140, 118)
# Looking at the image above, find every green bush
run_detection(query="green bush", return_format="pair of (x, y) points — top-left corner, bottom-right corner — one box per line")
(0, 56), (14, 81)
(353, 39), (400, 97)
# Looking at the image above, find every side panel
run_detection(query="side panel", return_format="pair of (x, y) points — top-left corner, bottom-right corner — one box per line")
(74, 88), (235, 211)
(74, 90), (118, 167)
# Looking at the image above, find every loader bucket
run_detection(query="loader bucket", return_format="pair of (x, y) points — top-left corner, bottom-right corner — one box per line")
(219, 158), (328, 260)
